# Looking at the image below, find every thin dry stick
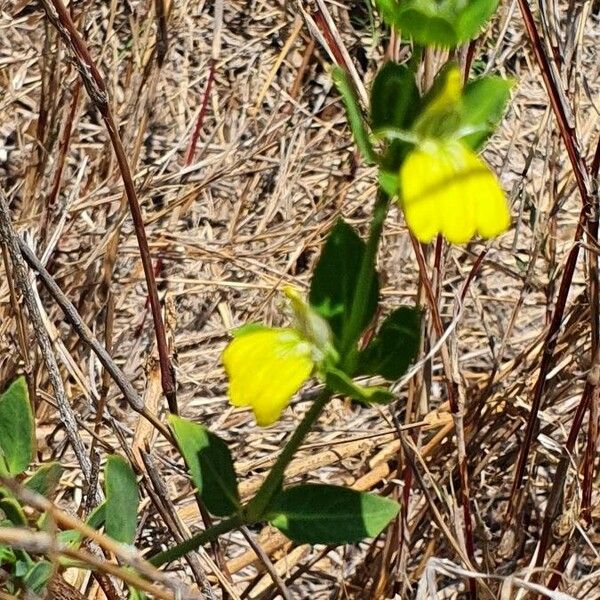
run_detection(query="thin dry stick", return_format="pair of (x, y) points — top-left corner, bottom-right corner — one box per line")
(0, 527), (177, 600)
(0, 478), (196, 598)
(410, 236), (479, 599)
(507, 0), (595, 525)
(38, 0), (178, 413)
(185, 0), (222, 163)
(0, 192), (94, 490)
(16, 238), (173, 442)
(582, 138), (600, 516)
(140, 451), (216, 600)
(240, 526), (293, 600)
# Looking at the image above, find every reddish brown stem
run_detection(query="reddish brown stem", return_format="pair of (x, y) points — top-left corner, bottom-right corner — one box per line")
(154, 0), (169, 67)
(508, 0), (594, 521)
(185, 60), (216, 165)
(410, 237), (479, 599)
(46, 80), (81, 211)
(39, 0), (177, 413)
(539, 135), (600, 577)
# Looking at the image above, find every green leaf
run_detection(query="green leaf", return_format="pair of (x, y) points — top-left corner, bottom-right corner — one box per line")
(370, 62), (420, 132)
(105, 456), (139, 545)
(15, 557), (32, 578)
(374, 0), (499, 47)
(0, 544), (17, 567)
(267, 484), (400, 544)
(22, 560), (53, 594)
(460, 75), (513, 149)
(169, 416), (240, 517)
(24, 463), (63, 498)
(129, 586), (149, 600)
(397, 4), (457, 46)
(0, 497), (27, 526)
(373, 0), (403, 26)
(309, 220), (379, 347)
(358, 307), (421, 380)
(325, 368), (394, 405)
(332, 67), (377, 164)
(455, 0), (500, 41)
(0, 377), (35, 475)
(87, 501), (107, 530)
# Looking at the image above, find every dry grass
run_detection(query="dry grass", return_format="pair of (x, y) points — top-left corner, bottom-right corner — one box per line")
(1, 0), (600, 598)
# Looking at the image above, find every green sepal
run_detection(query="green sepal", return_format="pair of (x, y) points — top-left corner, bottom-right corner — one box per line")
(370, 62), (420, 132)
(460, 75), (514, 149)
(413, 61), (463, 140)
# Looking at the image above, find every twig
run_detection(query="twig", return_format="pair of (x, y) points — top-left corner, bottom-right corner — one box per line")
(141, 450), (216, 599)
(16, 238), (173, 443)
(0, 192), (94, 491)
(240, 526), (293, 600)
(410, 236), (478, 599)
(38, 0), (178, 414)
(508, 0), (595, 523)
(185, 0), (222, 163)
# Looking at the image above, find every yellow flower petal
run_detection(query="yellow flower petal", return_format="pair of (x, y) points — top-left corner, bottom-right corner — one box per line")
(222, 328), (314, 426)
(399, 140), (510, 244)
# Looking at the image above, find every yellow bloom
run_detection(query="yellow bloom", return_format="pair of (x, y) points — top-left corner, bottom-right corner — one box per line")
(399, 139), (510, 244)
(222, 328), (314, 427)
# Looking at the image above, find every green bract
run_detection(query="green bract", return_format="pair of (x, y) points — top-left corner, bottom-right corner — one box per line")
(370, 60), (512, 199)
(374, 0), (500, 47)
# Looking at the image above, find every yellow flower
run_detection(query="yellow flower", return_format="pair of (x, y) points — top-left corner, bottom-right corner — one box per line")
(222, 288), (335, 427)
(394, 63), (510, 244)
(399, 139), (510, 244)
(223, 328), (314, 426)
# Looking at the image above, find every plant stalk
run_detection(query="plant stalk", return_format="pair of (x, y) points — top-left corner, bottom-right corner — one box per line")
(342, 189), (391, 371)
(149, 514), (243, 567)
(245, 389), (331, 521)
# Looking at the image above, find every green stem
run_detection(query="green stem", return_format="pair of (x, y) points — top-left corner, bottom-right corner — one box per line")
(332, 68), (377, 165)
(149, 514), (243, 567)
(341, 189), (391, 372)
(245, 389), (331, 522)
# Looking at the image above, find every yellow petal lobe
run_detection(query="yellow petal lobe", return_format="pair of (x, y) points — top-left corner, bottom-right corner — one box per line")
(399, 141), (510, 244)
(222, 328), (314, 426)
